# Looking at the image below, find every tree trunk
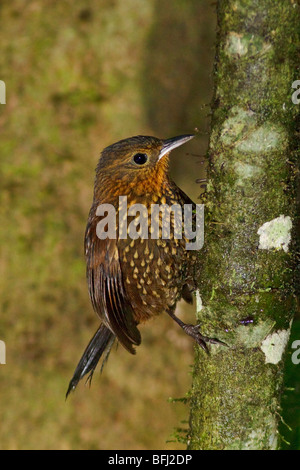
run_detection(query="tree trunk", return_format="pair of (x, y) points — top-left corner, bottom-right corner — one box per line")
(188, 0), (299, 450)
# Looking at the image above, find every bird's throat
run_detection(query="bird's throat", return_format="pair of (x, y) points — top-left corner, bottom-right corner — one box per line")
(95, 157), (170, 202)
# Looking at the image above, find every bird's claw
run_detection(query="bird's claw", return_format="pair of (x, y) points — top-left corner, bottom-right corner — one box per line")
(182, 323), (227, 353)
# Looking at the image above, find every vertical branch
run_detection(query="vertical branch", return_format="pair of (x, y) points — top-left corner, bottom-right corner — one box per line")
(188, 0), (299, 450)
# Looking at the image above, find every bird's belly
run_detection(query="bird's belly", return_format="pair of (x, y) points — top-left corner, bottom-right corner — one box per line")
(119, 237), (186, 323)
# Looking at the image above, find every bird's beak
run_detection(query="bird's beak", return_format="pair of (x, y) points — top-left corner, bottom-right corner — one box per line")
(158, 134), (194, 161)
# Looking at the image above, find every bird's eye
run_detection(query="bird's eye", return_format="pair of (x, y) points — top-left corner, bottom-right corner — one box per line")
(132, 153), (148, 165)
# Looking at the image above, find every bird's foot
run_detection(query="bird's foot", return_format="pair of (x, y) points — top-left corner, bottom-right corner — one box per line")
(182, 323), (226, 353)
(167, 310), (227, 353)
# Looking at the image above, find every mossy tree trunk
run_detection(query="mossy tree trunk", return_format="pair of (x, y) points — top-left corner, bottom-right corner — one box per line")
(188, 0), (299, 450)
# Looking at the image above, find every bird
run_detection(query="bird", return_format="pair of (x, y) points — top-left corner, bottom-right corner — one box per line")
(66, 134), (219, 397)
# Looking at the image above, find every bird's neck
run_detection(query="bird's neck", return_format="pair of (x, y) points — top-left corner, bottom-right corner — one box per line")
(94, 160), (172, 204)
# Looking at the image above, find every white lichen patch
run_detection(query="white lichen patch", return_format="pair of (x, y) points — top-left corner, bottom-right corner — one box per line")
(225, 32), (271, 58)
(236, 123), (286, 153)
(220, 106), (256, 146)
(242, 427), (278, 450)
(225, 32), (250, 56)
(235, 320), (274, 348)
(257, 215), (292, 253)
(261, 327), (291, 364)
(234, 162), (262, 185)
(195, 289), (203, 314)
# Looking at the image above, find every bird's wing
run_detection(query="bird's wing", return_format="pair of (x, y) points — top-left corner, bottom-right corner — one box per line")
(173, 184), (195, 206)
(84, 212), (141, 354)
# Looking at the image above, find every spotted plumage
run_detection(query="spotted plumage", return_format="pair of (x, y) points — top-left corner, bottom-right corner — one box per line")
(66, 134), (218, 396)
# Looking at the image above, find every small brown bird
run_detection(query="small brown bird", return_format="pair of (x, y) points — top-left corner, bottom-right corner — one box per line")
(67, 134), (218, 396)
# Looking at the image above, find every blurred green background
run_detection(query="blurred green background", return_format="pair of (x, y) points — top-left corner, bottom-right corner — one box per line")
(0, 0), (298, 450)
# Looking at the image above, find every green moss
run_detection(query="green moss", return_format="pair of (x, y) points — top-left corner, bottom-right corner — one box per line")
(236, 123), (287, 153)
(189, 347), (281, 450)
(234, 162), (262, 185)
(225, 32), (271, 58)
(189, 0), (299, 450)
(218, 106), (257, 146)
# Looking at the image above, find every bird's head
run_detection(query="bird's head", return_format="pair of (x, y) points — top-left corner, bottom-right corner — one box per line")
(94, 134), (194, 199)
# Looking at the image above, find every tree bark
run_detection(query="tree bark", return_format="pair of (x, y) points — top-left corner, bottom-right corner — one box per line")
(188, 0), (299, 450)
